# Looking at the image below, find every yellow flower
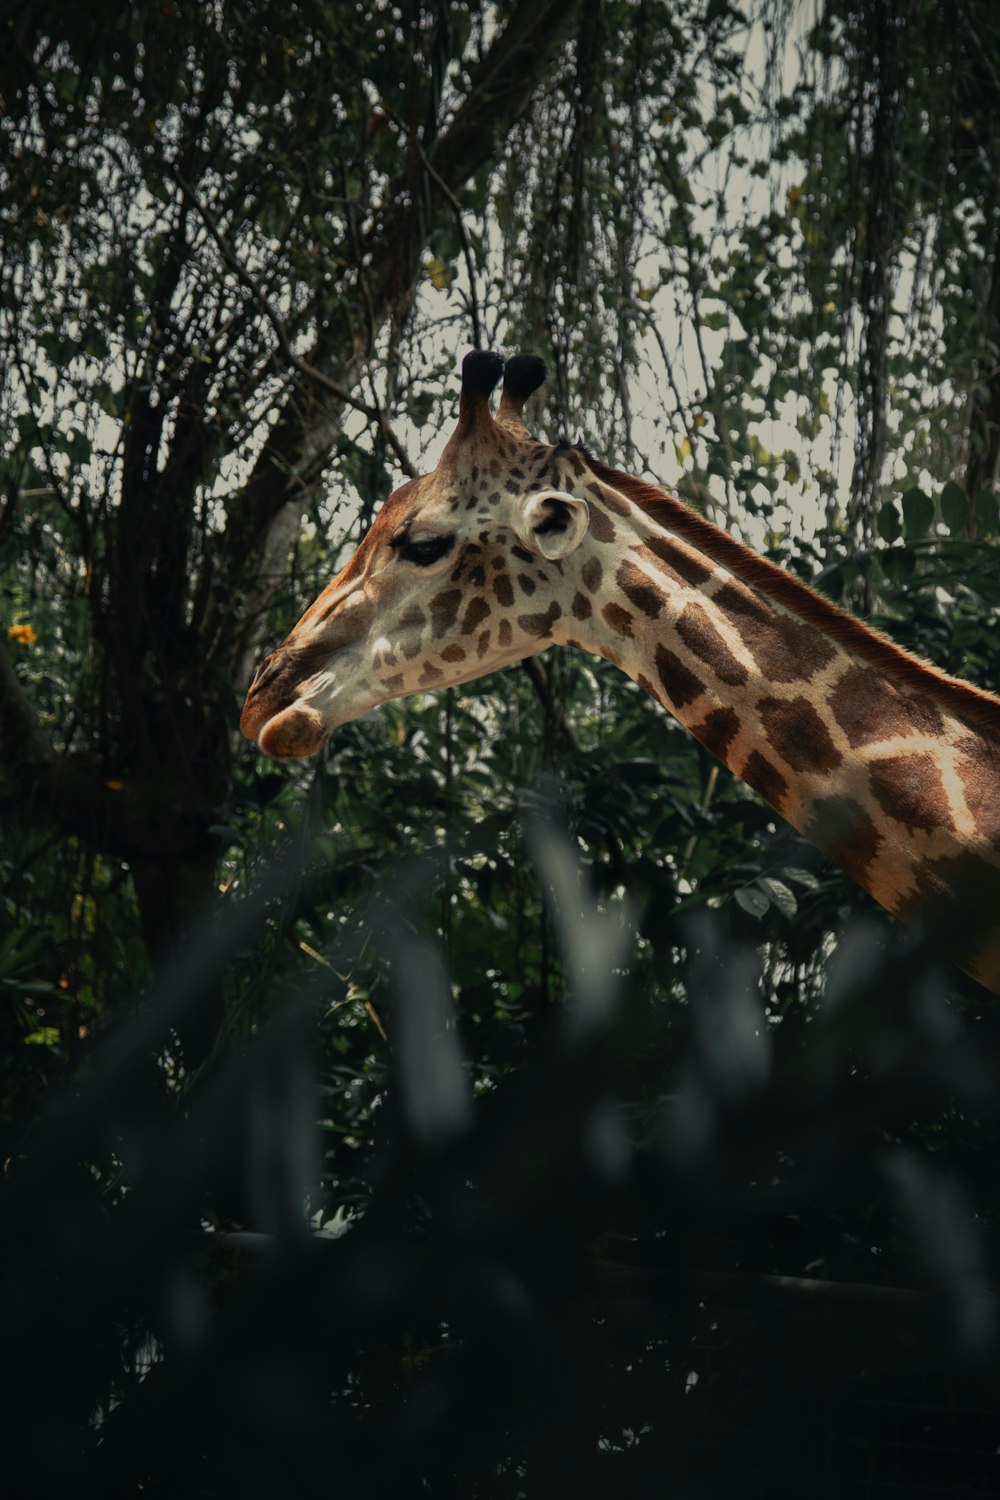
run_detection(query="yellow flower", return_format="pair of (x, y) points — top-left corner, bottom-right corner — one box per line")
(7, 623), (36, 646)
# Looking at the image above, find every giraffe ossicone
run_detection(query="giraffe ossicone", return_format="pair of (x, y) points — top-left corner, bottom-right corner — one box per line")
(241, 352), (1000, 990)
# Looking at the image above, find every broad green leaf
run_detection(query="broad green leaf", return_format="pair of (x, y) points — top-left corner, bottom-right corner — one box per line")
(901, 486), (934, 538)
(756, 877), (797, 919)
(876, 503), (902, 543)
(735, 885), (770, 919)
(782, 867), (819, 891)
(940, 480), (969, 536)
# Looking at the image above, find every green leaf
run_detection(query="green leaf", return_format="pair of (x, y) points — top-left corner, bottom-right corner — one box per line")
(756, 876), (797, 919)
(876, 503), (902, 544)
(782, 866), (819, 891)
(975, 486), (998, 538)
(901, 486), (934, 538)
(940, 480), (969, 536)
(735, 885), (770, 919)
(25, 1026), (61, 1049)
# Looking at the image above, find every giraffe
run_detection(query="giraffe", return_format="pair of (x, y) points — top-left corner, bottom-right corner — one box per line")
(241, 351), (1000, 991)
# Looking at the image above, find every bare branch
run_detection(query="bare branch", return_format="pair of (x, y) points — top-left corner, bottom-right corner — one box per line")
(173, 171), (417, 479)
(430, 0), (580, 190)
(377, 99), (484, 350)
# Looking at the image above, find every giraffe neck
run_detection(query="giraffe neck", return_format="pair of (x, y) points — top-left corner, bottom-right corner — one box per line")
(555, 470), (1000, 990)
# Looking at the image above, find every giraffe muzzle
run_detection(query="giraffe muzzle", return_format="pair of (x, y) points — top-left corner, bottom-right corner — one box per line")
(241, 644), (329, 752)
(254, 701), (327, 759)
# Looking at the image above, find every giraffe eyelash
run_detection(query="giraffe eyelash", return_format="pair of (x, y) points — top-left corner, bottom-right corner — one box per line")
(392, 532), (456, 567)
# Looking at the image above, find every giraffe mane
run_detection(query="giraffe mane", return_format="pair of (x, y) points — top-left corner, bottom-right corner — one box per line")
(588, 459), (1000, 738)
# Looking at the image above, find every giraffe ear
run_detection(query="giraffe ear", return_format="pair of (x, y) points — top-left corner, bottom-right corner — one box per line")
(515, 489), (590, 560)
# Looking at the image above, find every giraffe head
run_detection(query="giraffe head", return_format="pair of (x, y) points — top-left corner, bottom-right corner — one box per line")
(241, 352), (593, 758)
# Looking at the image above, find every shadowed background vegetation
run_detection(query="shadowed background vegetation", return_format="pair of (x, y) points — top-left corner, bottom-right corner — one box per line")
(2, 0), (1000, 1493)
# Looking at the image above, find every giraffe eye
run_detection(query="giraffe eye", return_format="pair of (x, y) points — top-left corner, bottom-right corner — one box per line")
(395, 533), (455, 567)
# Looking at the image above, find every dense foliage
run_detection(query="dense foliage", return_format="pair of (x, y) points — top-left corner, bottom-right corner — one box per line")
(1, 0), (999, 1493)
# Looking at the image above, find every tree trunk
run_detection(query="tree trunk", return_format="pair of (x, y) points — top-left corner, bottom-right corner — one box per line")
(964, 203), (1000, 519)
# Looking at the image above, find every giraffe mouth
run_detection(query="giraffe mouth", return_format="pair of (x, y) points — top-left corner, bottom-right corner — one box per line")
(251, 702), (328, 759)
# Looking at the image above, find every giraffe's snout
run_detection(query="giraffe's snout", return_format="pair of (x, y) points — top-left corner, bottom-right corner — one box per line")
(240, 652), (279, 740)
(257, 701), (327, 759)
(240, 649), (310, 743)
(248, 650), (278, 696)
(241, 632), (350, 751)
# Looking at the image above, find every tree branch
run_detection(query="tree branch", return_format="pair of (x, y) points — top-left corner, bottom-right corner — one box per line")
(173, 171), (418, 479)
(377, 99), (484, 350)
(429, 0), (580, 190)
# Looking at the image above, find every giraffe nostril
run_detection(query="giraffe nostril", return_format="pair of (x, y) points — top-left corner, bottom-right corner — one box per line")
(249, 651), (280, 696)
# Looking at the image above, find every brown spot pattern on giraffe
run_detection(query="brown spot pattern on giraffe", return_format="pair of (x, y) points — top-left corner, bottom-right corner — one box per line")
(741, 750), (789, 813)
(429, 588), (462, 638)
(953, 733), (1000, 851)
(498, 618), (512, 647)
(758, 696), (842, 773)
(602, 602), (634, 638)
(572, 592), (592, 620)
(419, 662), (444, 686)
(518, 574), (536, 596)
(382, 673), (404, 691)
(599, 485), (631, 517)
(868, 752), (957, 836)
(676, 602), (749, 687)
(616, 561), (667, 618)
(691, 706), (740, 761)
(715, 580), (837, 681)
(828, 665), (945, 748)
(582, 558), (603, 593)
(636, 534), (713, 587)
(440, 643), (467, 664)
(654, 644), (704, 709)
(518, 601), (562, 638)
(807, 795), (883, 884)
(494, 573), (515, 607)
(588, 505), (617, 543)
(462, 598), (490, 635)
